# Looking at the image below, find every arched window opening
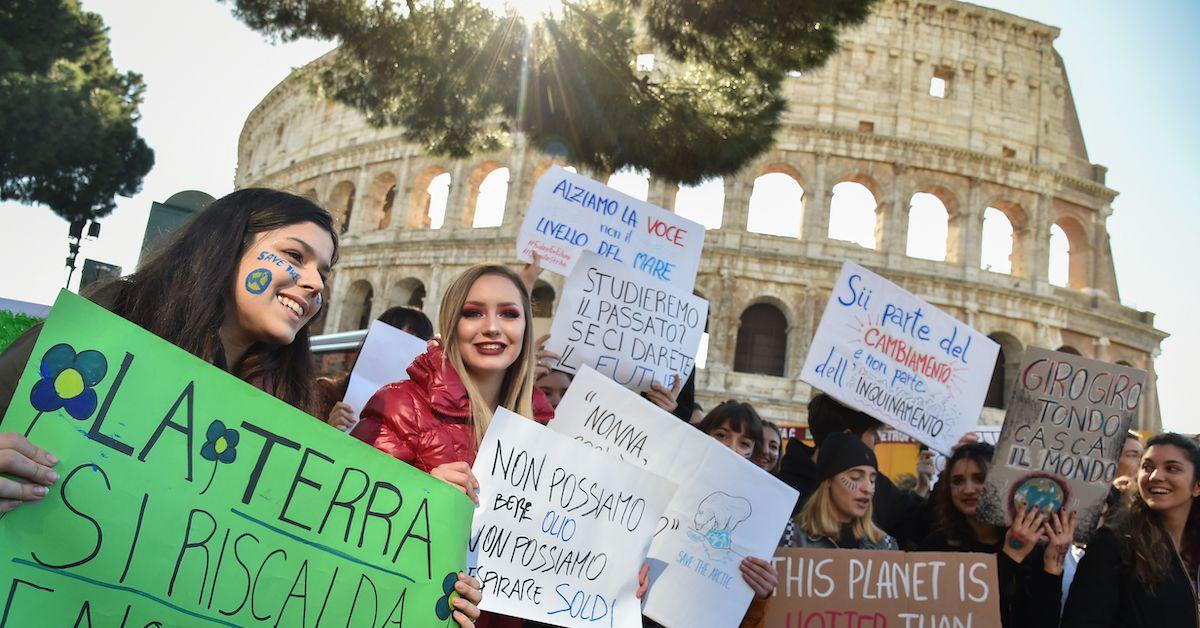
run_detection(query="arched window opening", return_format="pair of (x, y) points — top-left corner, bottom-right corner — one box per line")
(389, 278), (426, 310)
(747, 173), (803, 238)
(607, 167), (649, 202)
(427, 172), (451, 229)
(301, 188), (318, 202)
(531, 282), (556, 318)
(1049, 224), (1070, 287)
(342, 280), (374, 332)
(1056, 345), (1082, 356)
(379, 184), (397, 229)
(733, 303), (788, 377)
(674, 177), (724, 229)
(473, 167), (509, 228)
(329, 181), (356, 235)
(981, 208), (1015, 274)
(828, 182), (877, 248)
(906, 192), (949, 261)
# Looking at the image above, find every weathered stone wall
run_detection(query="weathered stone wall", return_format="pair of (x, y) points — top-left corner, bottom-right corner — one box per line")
(235, 0), (1166, 431)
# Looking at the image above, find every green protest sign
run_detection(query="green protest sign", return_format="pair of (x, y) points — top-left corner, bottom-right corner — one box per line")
(0, 290), (472, 627)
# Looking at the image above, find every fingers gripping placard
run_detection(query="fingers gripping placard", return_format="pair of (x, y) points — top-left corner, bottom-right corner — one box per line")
(0, 290), (474, 626)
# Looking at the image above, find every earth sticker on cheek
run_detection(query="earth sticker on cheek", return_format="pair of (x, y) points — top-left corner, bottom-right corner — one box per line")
(245, 268), (273, 295)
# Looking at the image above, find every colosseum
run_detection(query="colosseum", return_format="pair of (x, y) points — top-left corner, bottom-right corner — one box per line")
(234, 0), (1166, 465)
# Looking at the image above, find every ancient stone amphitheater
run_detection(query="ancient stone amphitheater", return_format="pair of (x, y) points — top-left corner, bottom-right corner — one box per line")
(235, 0), (1165, 434)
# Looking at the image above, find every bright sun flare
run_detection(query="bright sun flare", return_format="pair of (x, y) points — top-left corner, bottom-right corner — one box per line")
(479, 0), (565, 21)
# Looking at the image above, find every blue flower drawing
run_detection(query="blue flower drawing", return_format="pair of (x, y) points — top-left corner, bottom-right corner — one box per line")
(198, 420), (240, 495)
(25, 343), (108, 437)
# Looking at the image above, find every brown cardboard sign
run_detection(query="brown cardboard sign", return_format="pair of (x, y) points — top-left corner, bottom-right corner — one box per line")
(766, 548), (1001, 627)
(977, 347), (1146, 542)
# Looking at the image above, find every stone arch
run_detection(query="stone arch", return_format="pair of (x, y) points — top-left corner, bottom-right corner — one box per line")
(463, 161), (510, 228)
(906, 185), (959, 262)
(328, 180), (356, 235)
(300, 187), (319, 203)
(984, 332), (1024, 409)
(387, 277), (426, 310)
(341, 279), (374, 332)
(531, 280), (556, 318)
(1050, 216), (1091, 289)
(674, 177), (725, 229)
(981, 200), (1029, 275)
(747, 170), (804, 238)
(829, 177), (879, 248)
(1056, 345), (1082, 356)
(406, 165), (451, 229)
(733, 300), (790, 377)
(363, 171), (399, 231)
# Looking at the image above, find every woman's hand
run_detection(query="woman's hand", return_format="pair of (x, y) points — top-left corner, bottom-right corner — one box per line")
(1003, 505), (1047, 564)
(451, 573), (483, 627)
(0, 432), (59, 513)
(739, 556), (777, 599)
(431, 462), (480, 505)
(635, 563), (650, 599)
(643, 375), (682, 414)
(914, 450), (936, 497)
(519, 252), (543, 295)
(327, 402), (357, 431)
(1041, 510), (1077, 576)
(532, 334), (560, 381)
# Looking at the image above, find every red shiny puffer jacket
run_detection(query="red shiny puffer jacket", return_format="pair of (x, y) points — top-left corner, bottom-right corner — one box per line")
(351, 342), (555, 472)
(351, 343), (554, 628)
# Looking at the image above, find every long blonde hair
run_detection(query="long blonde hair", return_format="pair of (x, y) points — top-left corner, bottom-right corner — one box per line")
(797, 477), (886, 545)
(438, 263), (536, 444)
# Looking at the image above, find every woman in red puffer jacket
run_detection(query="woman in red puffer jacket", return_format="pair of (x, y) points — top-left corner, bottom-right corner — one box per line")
(352, 262), (553, 628)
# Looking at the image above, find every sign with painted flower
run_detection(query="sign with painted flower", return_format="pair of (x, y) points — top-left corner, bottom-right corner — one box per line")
(0, 290), (474, 626)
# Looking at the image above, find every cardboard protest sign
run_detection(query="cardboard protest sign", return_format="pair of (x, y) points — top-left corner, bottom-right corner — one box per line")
(551, 366), (799, 628)
(343, 319), (427, 418)
(766, 548), (1002, 628)
(801, 261), (999, 455)
(978, 348), (1145, 541)
(517, 165), (705, 287)
(546, 251), (709, 392)
(0, 291), (473, 626)
(468, 407), (676, 628)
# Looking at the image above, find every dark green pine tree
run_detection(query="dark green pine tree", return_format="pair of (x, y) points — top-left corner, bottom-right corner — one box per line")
(226, 0), (874, 184)
(0, 0), (154, 222)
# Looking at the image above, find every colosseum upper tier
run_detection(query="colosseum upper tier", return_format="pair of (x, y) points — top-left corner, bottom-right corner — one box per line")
(236, 0), (1166, 431)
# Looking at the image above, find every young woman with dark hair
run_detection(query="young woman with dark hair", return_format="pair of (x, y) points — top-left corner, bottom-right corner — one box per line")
(1059, 432), (1200, 627)
(0, 188), (484, 626)
(319, 306), (435, 430)
(755, 421), (783, 474)
(920, 442), (1075, 628)
(352, 262), (553, 628)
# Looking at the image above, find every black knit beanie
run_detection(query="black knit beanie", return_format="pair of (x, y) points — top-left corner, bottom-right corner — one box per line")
(817, 431), (878, 481)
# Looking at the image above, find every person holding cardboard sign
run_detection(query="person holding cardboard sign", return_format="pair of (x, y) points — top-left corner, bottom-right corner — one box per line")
(1058, 433), (1200, 628)
(921, 442), (1077, 627)
(352, 263), (555, 628)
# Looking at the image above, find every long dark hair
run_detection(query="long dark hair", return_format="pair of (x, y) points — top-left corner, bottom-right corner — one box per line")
(932, 442), (996, 545)
(107, 188), (338, 414)
(1111, 432), (1200, 589)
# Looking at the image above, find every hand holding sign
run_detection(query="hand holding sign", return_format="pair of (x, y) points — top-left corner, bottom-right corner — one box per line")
(0, 431), (59, 512)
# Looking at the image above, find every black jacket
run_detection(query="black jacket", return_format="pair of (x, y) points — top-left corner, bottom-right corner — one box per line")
(1059, 527), (1200, 628)
(920, 530), (1062, 628)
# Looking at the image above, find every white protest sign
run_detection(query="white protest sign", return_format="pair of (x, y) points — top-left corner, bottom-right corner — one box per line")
(468, 407), (676, 628)
(343, 320), (428, 418)
(933, 424), (1003, 481)
(801, 261), (999, 455)
(518, 165), (705, 287)
(978, 348), (1145, 541)
(552, 367), (799, 628)
(547, 251), (708, 392)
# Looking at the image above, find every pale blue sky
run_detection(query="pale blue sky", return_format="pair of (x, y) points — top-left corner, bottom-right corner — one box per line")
(0, 0), (1195, 432)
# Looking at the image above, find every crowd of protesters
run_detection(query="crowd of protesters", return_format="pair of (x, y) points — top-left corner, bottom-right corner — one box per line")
(0, 189), (1195, 627)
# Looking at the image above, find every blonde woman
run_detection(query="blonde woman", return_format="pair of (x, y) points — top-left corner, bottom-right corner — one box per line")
(788, 432), (899, 550)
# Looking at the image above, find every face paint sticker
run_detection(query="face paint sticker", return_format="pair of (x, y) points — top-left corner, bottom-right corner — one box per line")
(840, 476), (860, 491)
(245, 268), (273, 295)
